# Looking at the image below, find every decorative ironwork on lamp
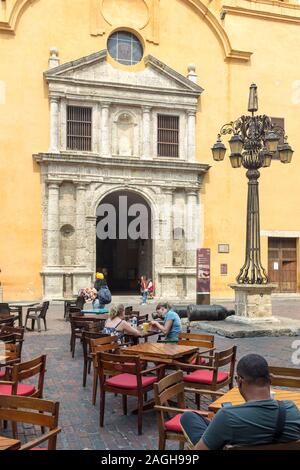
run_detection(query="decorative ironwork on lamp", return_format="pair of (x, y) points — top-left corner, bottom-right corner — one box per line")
(211, 84), (294, 285)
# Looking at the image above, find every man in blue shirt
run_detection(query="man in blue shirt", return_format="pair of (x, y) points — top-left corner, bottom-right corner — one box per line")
(180, 354), (300, 450)
(150, 302), (182, 342)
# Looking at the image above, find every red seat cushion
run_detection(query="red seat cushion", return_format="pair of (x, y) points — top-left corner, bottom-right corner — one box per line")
(105, 373), (157, 390)
(164, 410), (207, 432)
(183, 370), (229, 385)
(0, 383), (36, 396)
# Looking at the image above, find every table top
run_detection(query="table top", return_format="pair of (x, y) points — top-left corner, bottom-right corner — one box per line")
(0, 435), (21, 451)
(79, 314), (109, 321)
(82, 309), (109, 314)
(121, 343), (199, 363)
(9, 302), (40, 307)
(209, 387), (300, 413)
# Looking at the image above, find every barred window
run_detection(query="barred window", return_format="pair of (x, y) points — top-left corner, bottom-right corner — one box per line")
(157, 115), (179, 157)
(67, 106), (92, 151)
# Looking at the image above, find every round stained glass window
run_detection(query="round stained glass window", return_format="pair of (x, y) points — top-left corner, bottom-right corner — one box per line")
(107, 31), (143, 66)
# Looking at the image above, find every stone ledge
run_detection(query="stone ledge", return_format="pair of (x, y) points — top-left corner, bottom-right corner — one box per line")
(187, 316), (300, 338)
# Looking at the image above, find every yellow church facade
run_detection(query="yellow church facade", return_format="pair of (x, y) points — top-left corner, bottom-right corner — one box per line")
(1, 0), (300, 301)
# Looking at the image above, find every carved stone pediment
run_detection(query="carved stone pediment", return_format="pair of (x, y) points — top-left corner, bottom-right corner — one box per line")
(44, 50), (203, 97)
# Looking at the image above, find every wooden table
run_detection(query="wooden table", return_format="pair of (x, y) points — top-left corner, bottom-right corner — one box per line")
(121, 343), (199, 364)
(209, 387), (300, 413)
(80, 314), (109, 321)
(0, 435), (21, 451)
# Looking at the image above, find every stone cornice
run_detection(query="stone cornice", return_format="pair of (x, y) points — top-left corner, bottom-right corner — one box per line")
(45, 50), (203, 98)
(34, 152), (210, 175)
(221, 4), (300, 24)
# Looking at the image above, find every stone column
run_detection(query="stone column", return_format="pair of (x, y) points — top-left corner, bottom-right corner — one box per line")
(186, 190), (199, 266)
(47, 183), (60, 265)
(75, 184), (87, 266)
(142, 106), (151, 159)
(49, 97), (60, 153)
(164, 188), (174, 266)
(187, 110), (196, 162)
(101, 103), (110, 157)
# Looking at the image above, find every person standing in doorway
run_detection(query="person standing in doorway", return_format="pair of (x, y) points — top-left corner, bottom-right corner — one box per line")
(139, 275), (148, 305)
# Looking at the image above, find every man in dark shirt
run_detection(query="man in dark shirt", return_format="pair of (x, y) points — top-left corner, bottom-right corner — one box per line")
(180, 354), (300, 450)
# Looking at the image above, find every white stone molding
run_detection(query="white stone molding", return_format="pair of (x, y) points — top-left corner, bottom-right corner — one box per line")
(142, 106), (152, 159)
(187, 110), (196, 162)
(49, 97), (60, 153)
(186, 190), (199, 267)
(49, 47), (59, 69)
(187, 64), (197, 84)
(75, 183), (88, 266)
(164, 188), (174, 266)
(101, 103), (111, 157)
(47, 182), (60, 266)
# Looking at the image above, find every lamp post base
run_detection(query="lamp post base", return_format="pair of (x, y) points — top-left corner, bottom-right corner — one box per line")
(229, 283), (278, 322)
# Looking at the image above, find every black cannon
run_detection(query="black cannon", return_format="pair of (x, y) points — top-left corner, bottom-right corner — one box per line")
(172, 305), (189, 319)
(187, 304), (235, 322)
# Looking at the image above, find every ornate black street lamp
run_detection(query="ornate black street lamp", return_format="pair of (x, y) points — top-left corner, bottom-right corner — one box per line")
(212, 84), (294, 285)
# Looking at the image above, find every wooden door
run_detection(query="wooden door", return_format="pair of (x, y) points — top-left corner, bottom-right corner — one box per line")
(268, 238), (297, 292)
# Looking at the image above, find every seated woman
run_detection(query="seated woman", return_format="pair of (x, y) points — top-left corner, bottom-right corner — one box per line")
(150, 302), (182, 342)
(103, 304), (142, 343)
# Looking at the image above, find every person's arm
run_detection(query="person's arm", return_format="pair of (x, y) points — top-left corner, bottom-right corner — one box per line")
(121, 320), (142, 336)
(150, 319), (173, 335)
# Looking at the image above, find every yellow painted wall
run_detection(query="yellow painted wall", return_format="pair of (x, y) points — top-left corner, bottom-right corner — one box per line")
(0, 0), (300, 299)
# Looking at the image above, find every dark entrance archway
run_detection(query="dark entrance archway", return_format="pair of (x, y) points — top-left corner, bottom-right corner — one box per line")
(96, 191), (153, 293)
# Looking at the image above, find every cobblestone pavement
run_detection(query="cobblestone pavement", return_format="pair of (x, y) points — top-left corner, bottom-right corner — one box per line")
(5, 299), (300, 450)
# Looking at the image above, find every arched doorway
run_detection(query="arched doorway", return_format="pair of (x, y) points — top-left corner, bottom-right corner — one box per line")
(96, 191), (153, 293)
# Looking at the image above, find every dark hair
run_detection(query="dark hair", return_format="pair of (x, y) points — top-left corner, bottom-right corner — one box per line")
(98, 279), (107, 287)
(237, 354), (270, 386)
(156, 302), (172, 312)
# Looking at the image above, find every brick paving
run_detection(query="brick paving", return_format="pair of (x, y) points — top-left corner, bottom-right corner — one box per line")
(3, 299), (300, 450)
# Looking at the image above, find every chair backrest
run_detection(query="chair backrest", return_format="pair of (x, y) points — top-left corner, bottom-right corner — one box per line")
(40, 301), (50, 319)
(82, 331), (111, 358)
(97, 351), (142, 382)
(0, 316), (15, 326)
(0, 325), (25, 340)
(0, 395), (60, 450)
(224, 440), (300, 450)
(269, 366), (300, 388)
(0, 303), (11, 318)
(0, 333), (16, 344)
(11, 354), (47, 397)
(90, 336), (119, 357)
(154, 370), (185, 408)
(209, 346), (237, 388)
(125, 306), (133, 315)
(75, 296), (85, 309)
(178, 332), (214, 349)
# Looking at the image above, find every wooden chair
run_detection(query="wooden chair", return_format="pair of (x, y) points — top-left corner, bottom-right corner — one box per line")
(24, 301), (50, 332)
(0, 316), (15, 327)
(0, 303), (23, 327)
(175, 346), (237, 408)
(0, 326), (25, 357)
(69, 314), (96, 358)
(153, 370), (214, 450)
(89, 336), (120, 405)
(0, 354), (46, 399)
(269, 366), (300, 388)
(98, 351), (165, 435)
(178, 333), (215, 366)
(81, 331), (110, 385)
(0, 395), (61, 450)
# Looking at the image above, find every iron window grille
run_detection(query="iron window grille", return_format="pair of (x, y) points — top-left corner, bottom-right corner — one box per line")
(157, 114), (179, 157)
(67, 105), (92, 151)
